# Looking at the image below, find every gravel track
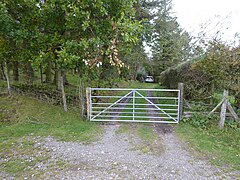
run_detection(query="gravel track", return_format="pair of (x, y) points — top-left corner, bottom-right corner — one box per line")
(39, 124), (238, 180)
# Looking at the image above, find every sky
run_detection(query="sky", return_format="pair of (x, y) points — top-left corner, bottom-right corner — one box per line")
(172, 0), (240, 45)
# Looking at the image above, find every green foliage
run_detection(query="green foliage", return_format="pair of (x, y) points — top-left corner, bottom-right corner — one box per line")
(224, 119), (240, 130)
(182, 112), (240, 130)
(159, 60), (214, 100)
(182, 113), (217, 129)
(122, 45), (149, 80)
(0, 0), (143, 90)
(159, 39), (240, 109)
(187, 102), (210, 112)
(151, 0), (192, 76)
(213, 92), (235, 104)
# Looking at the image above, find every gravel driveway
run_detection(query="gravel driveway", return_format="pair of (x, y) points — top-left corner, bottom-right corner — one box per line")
(38, 123), (238, 179)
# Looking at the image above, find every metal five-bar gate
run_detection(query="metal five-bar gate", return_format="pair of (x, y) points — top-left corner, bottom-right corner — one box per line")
(86, 88), (181, 123)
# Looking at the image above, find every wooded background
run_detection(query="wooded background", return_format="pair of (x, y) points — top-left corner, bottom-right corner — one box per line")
(0, 0), (239, 112)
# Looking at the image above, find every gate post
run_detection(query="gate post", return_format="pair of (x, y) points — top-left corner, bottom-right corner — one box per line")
(178, 83), (184, 121)
(86, 87), (91, 120)
(133, 90), (135, 120)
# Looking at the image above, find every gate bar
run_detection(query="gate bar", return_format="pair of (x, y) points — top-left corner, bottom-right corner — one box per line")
(91, 88), (179, 92)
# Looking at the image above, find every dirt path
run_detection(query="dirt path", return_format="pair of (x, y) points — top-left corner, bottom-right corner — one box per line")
(37, 123), (239, 180)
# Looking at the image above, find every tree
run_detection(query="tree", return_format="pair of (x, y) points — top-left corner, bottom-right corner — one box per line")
(0, 0), (143, 111)
(151, 0), (191, 76)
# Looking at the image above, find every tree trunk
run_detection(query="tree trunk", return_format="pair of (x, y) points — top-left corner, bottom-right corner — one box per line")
(60, 73), (67, 112)
(13, 61), (19, 82)
(5, 62), (11, 95)
(63, 72), (68, 85)
(40, 65), (43, 84)
(100, 46), (111, 80)
(57, 70), (61, 90)
(54, 69), (61, 91)
(26, 62), (34, 85)
(45, 61), (52, 83)
(0, 63), (6, 80)
(235, 94), (240, 110)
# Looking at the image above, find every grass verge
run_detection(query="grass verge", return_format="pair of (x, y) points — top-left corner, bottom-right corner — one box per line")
(176, 122), (240, 170)
(0, 95), (103, 142)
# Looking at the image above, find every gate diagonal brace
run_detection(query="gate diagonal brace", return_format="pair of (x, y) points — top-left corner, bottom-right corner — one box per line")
(135, 91), (177, 122)
(91, 90), (133, 120)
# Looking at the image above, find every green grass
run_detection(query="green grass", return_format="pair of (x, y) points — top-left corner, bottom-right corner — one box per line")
(0, 95), (103, 142)
(137, 125), (158, 143)
(176, 123), (240, 170)
(119, 81), (158, 89)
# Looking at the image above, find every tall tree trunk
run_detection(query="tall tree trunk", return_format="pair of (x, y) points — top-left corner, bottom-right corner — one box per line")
(54, 69), (61, 91)
(26, 62), (34, 85)
(100, 46), (110, 80)
(13, 61), (19, 82)
(63, 73), (68, 85)
(0, 63), (6, 80)
(57, 70), (61, 91)
(60, 73), (67, 112)
(40, 65), (43, 84)
(5, 62), (11, 95)
(45, 61), (52, 83)
(235, 93), (240, 110)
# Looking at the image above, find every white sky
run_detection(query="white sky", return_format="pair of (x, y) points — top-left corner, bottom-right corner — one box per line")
(172, 0), (240, 45)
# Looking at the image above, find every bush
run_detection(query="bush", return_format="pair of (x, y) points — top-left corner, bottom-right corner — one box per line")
(224, 119), (240, 129)
(160, 62), (212, 100)
(183, 113), (240, 130)
(182, 113), (217, 129)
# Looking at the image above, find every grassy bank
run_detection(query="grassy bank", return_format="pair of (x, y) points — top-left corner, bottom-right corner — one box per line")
(0, 95), (102, 142)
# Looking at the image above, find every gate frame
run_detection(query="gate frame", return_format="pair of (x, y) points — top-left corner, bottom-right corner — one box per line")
(86, 87), (183, 123)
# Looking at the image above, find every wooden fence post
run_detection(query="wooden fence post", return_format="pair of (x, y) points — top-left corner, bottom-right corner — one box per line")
(86, 87), (91, 120)
(178, 83), (184, 121)
(219, 90), (228, 129)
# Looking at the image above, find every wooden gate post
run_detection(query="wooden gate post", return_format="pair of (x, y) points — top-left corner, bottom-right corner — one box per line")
(178, 83), (184, 121)
(219, 90), (228, 129)
(86, 87), (91, 120)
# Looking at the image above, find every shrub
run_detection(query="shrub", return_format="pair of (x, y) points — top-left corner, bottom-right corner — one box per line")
(182, 113), (217, 129)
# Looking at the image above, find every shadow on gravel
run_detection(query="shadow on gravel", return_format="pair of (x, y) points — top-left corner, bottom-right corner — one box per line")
(99, 122), (119, 126)
(154, 123), (175, 134)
